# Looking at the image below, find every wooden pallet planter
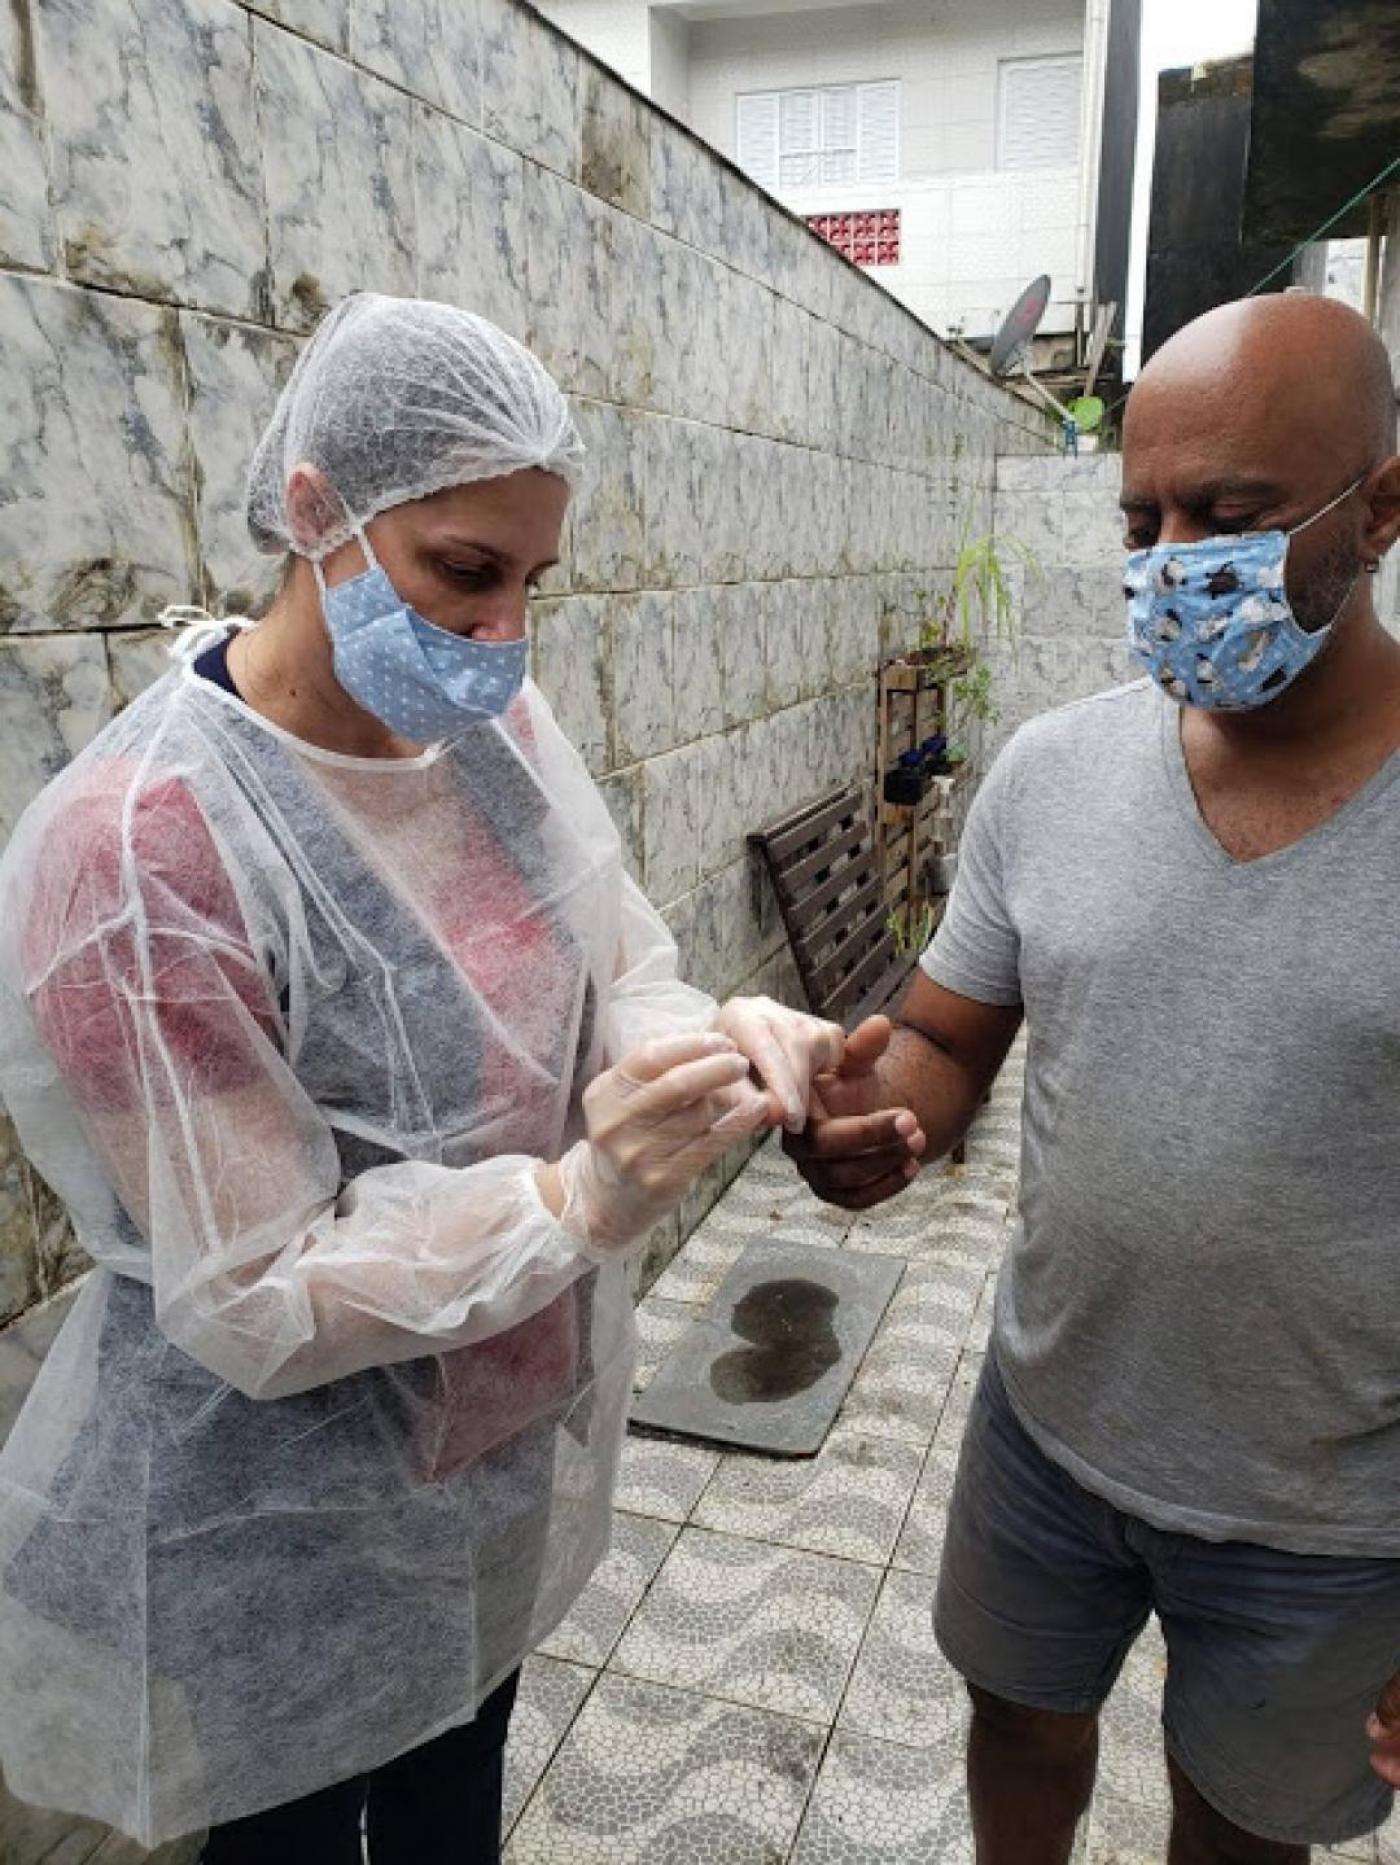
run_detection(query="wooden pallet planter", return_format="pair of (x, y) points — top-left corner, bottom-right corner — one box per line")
(748, 785), (917, 1029)
(878, 652), (967, 936)
(875, 653), (975, 1166)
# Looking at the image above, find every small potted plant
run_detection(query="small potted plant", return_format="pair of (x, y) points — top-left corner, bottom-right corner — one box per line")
(884, 526), (1035, 695)
(886, 899), (939, 958)
(882, 527), (1036, 763)
(882, 732), (951, 806)
(943, 655), (1001, 773)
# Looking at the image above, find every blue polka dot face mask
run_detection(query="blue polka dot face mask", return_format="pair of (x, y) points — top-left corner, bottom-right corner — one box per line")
(1124, 476), (1364, 711)
(315, 531), (529, 744)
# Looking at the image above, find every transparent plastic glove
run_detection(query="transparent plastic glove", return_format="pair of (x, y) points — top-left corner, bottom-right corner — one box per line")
(556, 1031), (770, 1255)
(714, 995), (846, 1132)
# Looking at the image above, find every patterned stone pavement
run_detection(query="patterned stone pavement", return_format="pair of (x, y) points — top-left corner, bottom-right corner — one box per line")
(501, 1044), (1400, 1863)
(7, 1041), (1397, 1862)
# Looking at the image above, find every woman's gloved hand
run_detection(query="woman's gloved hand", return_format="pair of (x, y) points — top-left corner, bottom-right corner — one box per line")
(713, 995), (846, 1133)
(548, 1031), (771, 1256)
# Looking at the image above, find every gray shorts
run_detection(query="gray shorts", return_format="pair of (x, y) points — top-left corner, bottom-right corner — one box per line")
(935, 1352), (1400, 1849)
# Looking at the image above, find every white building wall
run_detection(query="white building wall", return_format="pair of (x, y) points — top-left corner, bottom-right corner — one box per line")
(651, 7), (693, 117)
(539, 0), (1089, 339)
(535, 0), (654, 93)
(776, 168), (1080, 341)
(686, 0), (1082, 171)
(685, 0), (1085, 336)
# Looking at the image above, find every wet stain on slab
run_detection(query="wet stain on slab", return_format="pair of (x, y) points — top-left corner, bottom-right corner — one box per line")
(632, 1241), (903, 1456)
(711, 1280), (841, 1405)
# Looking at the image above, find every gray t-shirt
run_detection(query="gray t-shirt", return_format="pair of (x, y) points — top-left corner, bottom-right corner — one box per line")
(923, 677), (1400, 1555)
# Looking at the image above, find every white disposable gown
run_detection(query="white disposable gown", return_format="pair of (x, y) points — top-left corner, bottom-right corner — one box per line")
(0, 657), (713, 1844)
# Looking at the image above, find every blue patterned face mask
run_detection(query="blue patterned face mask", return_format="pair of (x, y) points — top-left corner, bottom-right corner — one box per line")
(316, 532), (529, 744)
(1124, 477), (1364, 711)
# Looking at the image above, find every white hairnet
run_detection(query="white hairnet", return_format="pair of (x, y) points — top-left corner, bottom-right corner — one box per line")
(246, 293), (585, 559)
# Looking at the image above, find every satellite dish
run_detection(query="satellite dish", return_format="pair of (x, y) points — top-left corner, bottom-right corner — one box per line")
(989, 274), (1052, 377)
(984, 274), (1106, 452)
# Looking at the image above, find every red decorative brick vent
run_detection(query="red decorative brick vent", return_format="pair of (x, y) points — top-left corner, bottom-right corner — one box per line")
(805, 209), (901, 267)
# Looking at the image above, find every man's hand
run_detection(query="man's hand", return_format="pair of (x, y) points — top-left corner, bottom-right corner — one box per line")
(1367, 1670), (1400, 1787)
(783, 1015), (927, 1210)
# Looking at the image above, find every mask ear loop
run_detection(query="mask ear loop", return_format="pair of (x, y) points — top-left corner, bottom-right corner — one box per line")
(1287, 473), (1368, 538)
(311, 524), (380, 607)
(1286, 474), (1374, 628)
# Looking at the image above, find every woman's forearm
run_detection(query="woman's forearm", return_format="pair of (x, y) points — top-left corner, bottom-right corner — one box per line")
(535, 1161), (565, 1219)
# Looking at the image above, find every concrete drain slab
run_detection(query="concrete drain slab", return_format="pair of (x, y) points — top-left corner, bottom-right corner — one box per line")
(630, 1240), (904, 1456)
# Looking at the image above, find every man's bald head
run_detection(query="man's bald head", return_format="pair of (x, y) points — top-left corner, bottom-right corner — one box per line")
(1121, 294), (1400, 639)
(1127, 293), (1396, 470)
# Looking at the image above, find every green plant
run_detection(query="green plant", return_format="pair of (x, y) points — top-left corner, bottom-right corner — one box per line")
(951, 658), (999, 727)
(911, 526), (1039, 747)
(919, 526), (1038, 660)
(887, 901), (938, 957)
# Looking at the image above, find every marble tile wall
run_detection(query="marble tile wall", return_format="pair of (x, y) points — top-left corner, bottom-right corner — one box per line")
(0, 0), (56, 273)
(0, 0), (1055, 1322)
(985, 452), (1134, 758)
(46, 0), (269, 318)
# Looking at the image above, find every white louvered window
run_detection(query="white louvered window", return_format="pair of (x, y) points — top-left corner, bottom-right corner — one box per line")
(736, 81), (900, 193)
(819, 87), (856, 187)
(736, 92), (781, 192)
(781, 90), (821, 188)
(858, 80), (898, 186)
(997, 54), (1082, 170)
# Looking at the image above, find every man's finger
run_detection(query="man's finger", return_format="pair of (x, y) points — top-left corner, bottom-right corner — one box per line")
(839, 1015), (893, 1077)
(810, 1165), (915, 1211)
(1366, 1661), (1400, 1794)
(809, 1148), (915, 1192)
(1374, 1672), (1400, 1730)
(787, 1108), (923, 1160)
(899, 1116), (928, 1156)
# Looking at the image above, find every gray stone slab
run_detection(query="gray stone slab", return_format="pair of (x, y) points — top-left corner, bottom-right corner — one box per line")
(630, 1240), (903, 1457)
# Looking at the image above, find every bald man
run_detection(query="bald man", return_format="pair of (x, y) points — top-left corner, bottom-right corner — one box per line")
(789, 295), (1400, 1863)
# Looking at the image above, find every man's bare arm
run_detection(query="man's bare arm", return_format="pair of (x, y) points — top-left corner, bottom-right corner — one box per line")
(885, 971), (1023, 1160)
(784, 975), (1022, 1210)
